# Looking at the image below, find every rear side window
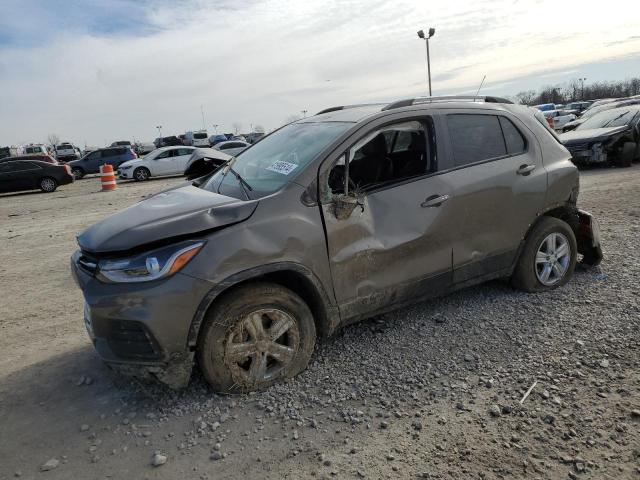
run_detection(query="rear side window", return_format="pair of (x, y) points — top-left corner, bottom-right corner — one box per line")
(499, 117), (526, 155)
(447, 114), (506, 166)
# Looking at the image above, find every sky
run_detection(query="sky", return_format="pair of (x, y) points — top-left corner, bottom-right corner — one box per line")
(1, 0), (639, 147)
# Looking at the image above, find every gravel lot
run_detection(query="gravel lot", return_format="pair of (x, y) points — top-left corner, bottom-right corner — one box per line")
(1, 167), (639, 480)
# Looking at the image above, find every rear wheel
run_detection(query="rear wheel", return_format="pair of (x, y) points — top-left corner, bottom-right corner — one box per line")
(511, 217), (577, 292)
(133, 167), (150, 181)
(197, 282), (316, 393)
(71, 167), (84, 179)
(39, 177), (58, 193)
(617, 142), (635, 168)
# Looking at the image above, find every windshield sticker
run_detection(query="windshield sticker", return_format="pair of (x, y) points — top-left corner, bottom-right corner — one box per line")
(266, 160), (298, 175)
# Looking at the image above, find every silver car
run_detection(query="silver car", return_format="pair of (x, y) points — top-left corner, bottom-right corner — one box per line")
(214, 140), (250, 156)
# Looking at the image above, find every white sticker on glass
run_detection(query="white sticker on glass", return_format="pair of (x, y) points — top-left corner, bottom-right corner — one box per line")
(266, 160), (298, 175)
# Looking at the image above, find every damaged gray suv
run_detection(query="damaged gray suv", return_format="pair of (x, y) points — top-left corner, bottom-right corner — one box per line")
(71, 96), (602, 392)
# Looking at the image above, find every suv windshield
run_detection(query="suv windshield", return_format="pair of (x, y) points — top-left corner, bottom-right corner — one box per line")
(577, 108), (639, 130)
(201, 121), (350, 199)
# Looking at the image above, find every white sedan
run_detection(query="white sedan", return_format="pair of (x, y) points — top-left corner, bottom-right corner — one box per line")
(543, 110), (577, 131)
(118, 146), (196, 181)
(214, 140), (251, 157)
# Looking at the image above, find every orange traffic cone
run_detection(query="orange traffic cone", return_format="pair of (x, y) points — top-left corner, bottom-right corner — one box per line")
(100, 164), (117, 191)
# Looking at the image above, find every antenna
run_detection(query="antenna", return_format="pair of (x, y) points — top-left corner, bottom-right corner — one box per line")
(474, 75), (487, 101)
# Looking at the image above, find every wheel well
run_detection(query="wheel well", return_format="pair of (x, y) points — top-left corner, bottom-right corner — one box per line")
(542, 205), (578, 227)
(191, 268), (334, 348)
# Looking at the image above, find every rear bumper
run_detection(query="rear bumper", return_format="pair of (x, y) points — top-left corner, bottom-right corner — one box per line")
(575, 209), (603, 266)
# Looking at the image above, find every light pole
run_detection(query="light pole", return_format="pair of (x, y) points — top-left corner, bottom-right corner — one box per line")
(301, 109), (308, 118)
(212, 124), (219, 134)
(156, 125), (162, 139)
(579, 77), (587, 100)
(200, 105), (206, 130)
(417, 28), (436, 97)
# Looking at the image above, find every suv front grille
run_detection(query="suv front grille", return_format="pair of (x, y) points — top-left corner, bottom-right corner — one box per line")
(108, 320), (160, 359)
(566, 142), (589, 154)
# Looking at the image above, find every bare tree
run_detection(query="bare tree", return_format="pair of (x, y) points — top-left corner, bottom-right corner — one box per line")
(515, 90), (537, 105)
(47, 133), (60, 146)
(254, 125), (265, 133)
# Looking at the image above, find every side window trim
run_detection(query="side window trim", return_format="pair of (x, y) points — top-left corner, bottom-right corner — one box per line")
(445, 113), (530, 170)
(340, 117), (436, 196)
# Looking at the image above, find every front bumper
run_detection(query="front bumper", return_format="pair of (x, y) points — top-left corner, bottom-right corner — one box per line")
(118, 169), (133, 179)
(71, 251), (213, 388)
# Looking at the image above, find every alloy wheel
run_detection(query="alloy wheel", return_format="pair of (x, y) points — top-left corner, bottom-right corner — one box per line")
(40, 178), (56, 192)
(224, 308), (300, 384)
(535, 232), (571, 286)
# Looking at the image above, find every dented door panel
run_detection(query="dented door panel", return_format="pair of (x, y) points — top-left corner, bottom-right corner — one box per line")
(321, 175), (454, 320)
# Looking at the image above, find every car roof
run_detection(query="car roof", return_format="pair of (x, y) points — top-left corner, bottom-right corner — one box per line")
(301, 96), (521, 124)
(155, 145), (195, 151)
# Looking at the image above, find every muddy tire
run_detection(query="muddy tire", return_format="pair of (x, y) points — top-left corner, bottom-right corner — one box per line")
(511, 217), (577, 293)
(197, 282), (316, 393)
(617, 142), (635, 168)
(133, 167), (150, 181)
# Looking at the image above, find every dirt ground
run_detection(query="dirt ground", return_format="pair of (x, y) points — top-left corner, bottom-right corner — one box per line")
(1, 168), (639, 480)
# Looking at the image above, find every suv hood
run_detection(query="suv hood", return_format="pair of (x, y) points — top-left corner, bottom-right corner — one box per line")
(77, 185), (257, 254)
(560, 125), (628, 145)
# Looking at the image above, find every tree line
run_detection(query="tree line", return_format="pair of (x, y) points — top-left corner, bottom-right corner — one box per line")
(515, 77), (640, 105)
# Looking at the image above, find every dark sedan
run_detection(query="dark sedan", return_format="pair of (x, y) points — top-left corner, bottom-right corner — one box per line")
(0, 160), (74, 194)
(560, 106), (640, 168)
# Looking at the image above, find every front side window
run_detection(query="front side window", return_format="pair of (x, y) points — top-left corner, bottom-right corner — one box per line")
(328, 120), (435, 195)
(155, 151), (171, 159)
(447, 114), (507, 166)
(201, 121), (351, 199)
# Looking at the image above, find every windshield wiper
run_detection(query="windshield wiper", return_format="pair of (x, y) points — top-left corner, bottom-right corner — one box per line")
(220, 156), (253, 198)
(602, 112), (628, 127)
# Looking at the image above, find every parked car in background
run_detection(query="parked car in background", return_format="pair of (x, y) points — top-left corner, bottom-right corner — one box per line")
(543, 110), (577, 130)
(135, 143), (156, 156)
(2, 154), (58, 165)
(54, 143), (81, 162)
(71, 95), (602, 392)
(213, 140), (250, 156)
(246, 132), (265, 144)
(0, 160), (74, 193)
(118, 146), (196, 181)
(564, 101), (592, 115)
(209, 134), (228, 145)
(560, 105), (640, 167)
(183, 147), (231, 179)
(0, 147), (11, 159)
(534, 103), (556, 112)
(562, 98), (640, 132)
(23, 144), (49, 156)
(68, 146), (137, 178)
(153, 136), (183, 148)
(111, 141), (133, 148)
(184, 131), (210, 147)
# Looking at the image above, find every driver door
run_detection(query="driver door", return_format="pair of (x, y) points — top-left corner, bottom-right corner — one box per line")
(319, 117), (454, 321)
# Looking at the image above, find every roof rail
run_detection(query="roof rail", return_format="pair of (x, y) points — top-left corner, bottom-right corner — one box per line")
(315, 103), (383, 116)
(382, 95), (513, 111)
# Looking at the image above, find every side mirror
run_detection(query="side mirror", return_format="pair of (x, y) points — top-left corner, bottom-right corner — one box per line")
(332, 193), (364, 220)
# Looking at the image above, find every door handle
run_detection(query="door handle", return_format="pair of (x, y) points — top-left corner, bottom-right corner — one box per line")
(421, 194), (450, 208)
(517, 164), (536, 175)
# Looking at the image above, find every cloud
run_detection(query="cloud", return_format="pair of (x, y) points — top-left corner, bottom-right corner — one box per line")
(0, 0), (639, 146)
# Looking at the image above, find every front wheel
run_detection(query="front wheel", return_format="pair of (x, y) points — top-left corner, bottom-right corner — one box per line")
(511, 217), (577, 292)
(197, 283), (316, 393)
(39, 177), (58, 193)
(133, 167), (150, 181)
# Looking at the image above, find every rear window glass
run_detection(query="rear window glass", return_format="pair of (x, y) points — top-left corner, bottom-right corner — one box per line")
(194, 133), (208, 139)
(56, 145), (72, 150)
(499, 117), (526, 155)
(447, 114), (506, 166)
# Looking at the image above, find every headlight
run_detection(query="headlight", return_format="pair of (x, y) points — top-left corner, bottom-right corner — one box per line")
(121, 165), (133, 170)
(97, 241), (204, 283)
